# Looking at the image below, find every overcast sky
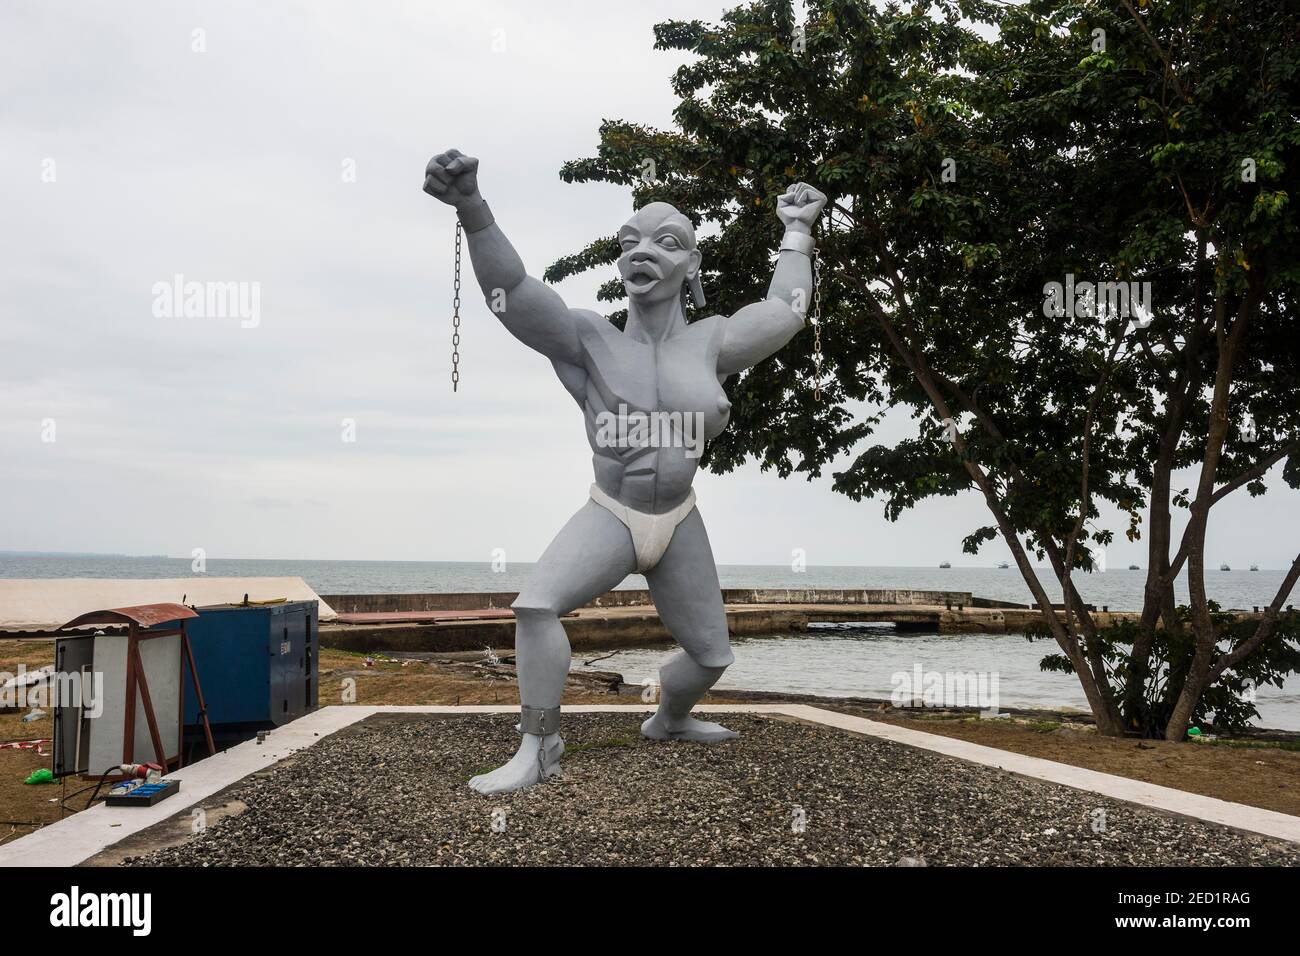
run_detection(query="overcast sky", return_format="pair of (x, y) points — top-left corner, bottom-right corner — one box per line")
(0, 0), (1295, 569)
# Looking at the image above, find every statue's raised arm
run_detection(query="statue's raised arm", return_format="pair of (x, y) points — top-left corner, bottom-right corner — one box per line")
(424, 149), (582, 365)
(717, 182), (828, 376)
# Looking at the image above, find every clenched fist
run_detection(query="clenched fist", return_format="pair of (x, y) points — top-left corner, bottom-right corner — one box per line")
(776, 182), (828, 234)
(423, 149), (481, 207)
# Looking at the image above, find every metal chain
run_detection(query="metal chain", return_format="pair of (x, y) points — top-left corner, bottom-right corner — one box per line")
(810, 237), (823, 402)
(451, 221), (462, 392)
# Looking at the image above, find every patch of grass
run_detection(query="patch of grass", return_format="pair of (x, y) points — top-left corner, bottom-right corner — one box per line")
(1201, 738), (1300, 753)
(1019, 719), (1062, 734)
(893, 711), (971, 723)
(896, 712), (1063, 733)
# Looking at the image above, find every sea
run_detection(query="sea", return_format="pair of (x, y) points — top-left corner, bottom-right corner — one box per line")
(4, 554), (1297, 730)
(1, 554), (1289, 608)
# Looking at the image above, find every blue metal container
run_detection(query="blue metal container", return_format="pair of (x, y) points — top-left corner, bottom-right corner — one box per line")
(182, 601), (319, 729)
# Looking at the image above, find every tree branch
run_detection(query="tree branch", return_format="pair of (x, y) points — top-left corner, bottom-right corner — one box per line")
(1120, 0), (1189, 104)
(1207, 553), (1300, 684)
(1212, 441), (1298, 505)
(1062, 324), (1126, 636)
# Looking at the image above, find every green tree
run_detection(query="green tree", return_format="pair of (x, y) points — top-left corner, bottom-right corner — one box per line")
(547, 0), (1300, 739)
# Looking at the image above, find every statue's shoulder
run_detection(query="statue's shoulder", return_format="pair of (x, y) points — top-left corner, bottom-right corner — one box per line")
(685, 313), (728, 354)
(686, 313), (725, 336)
(569, 308), (615, 338)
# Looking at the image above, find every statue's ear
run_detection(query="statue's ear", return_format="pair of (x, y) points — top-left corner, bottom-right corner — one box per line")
(687, 247), (702, 276)
(687, 249), (706, 308)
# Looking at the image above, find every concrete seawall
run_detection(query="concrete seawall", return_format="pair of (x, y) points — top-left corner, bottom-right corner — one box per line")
(321, 588), (1027, 614)
(317, 589), (1139, 655)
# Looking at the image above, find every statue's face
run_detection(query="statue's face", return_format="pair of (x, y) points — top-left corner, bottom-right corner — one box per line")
(616, 203), (701, 305)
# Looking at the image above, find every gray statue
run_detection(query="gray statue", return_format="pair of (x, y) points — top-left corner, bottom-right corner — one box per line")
(424, 149), (826, 794)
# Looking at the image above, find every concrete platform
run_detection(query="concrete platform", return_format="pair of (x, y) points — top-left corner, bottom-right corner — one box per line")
(2, 704), (1296, 867)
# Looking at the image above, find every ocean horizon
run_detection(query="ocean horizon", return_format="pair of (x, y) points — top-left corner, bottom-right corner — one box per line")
(0, 552), (1292, 613)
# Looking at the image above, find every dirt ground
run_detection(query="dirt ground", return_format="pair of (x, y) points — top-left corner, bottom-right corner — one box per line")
(3, 640), (1299, 846)
(0, 641), (77, 847)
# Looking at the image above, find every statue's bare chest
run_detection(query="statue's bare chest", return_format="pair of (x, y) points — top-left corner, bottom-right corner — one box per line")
(580, 322), (731, 439)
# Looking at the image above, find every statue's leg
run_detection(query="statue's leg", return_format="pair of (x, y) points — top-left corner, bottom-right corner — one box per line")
(639, 507), (740, 743)
(468, 500), (635, 795)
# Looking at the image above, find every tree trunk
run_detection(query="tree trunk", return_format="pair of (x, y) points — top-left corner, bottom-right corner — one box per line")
(1163, 280), (1256, 739)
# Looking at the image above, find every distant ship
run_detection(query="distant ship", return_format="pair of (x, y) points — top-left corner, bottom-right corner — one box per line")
(1250, 564), (1259, 572)
(1220, 563), (1231, 571)
(939, 561), (951, 568)
(998, 561), (1009, 569)
(1128, 564), (1140, 570)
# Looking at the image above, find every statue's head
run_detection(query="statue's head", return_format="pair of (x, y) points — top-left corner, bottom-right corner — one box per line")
(616, 202), (706, 308)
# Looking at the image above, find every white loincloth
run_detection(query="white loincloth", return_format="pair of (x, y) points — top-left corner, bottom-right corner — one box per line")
(589, 483), (697, 573)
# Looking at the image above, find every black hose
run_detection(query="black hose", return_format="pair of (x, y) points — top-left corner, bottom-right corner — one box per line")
(58, 781), (100, 811)
(84, 765), (127, 810)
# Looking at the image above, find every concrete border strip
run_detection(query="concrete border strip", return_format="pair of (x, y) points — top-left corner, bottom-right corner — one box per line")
(1, 703), (1295, 866)
(775, 704), (1300, 844)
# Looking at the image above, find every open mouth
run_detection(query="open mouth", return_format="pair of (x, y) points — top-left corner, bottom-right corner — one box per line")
(624, 264), (661, 293)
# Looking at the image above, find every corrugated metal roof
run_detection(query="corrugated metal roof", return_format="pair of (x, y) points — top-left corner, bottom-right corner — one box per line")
(60, 603), (198, 630)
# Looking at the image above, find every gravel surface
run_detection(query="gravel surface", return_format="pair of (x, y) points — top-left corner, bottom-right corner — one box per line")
(127, 713), (1300, 866)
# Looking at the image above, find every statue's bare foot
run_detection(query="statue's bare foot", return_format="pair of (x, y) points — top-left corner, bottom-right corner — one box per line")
(641, 713), (739, 743)
(468, 733), (564, 795)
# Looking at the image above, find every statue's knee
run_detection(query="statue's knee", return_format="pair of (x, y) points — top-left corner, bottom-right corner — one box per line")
(511, 594), (559, 621)
(687, 642), (734, 671)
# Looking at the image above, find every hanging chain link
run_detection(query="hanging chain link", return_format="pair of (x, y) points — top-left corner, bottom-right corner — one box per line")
(451, 221), (462, 392)
(810, 233), (824, 402)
